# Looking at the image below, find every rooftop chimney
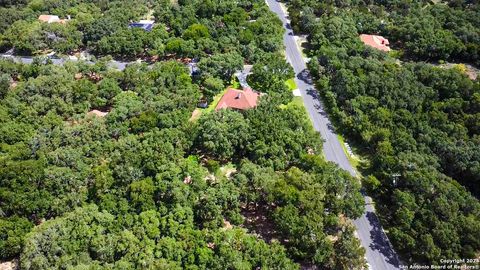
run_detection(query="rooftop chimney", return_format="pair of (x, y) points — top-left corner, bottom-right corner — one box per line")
(235, 93), (241, 99)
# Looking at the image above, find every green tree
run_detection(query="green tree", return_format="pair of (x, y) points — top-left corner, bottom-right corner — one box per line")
(202, 76), (224, 100)
(194, 110), (250, 161)
(198, 52), (243, 82)
(129, 178), (156, 212)
(183, 23), (210, 40)
(248, 53), (294, 103)
(0, 73), (10, 99)
(0, 216), (33, 260)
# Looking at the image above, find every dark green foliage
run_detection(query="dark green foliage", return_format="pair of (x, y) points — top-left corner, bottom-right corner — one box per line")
(248, 53), (295, 104)
(183, 24), (210, 40)
(0, 59), (201, 261)
(0, 52), (364, 268)
(201, 76), (224, 100)
(193, 96), (323, 170)
(165, 37), (196, 58)
(20, 205), (298, 270)
(0, 0), (285, 61)
(289, 0), (480, 64)
(388, 4), (480, 63)
(94, 27), (166, 57)
(245, 98), (323, 169)
(0, 0), (366, 268)
(287, 0), (480, 264)
(0, 217), (33, 260)
(198, 52), (243, 82)
(204, 159), (220, 173)
(0, 73), (10, 99)
(232, 157), (364, 269)
(194, 110), (250, 161)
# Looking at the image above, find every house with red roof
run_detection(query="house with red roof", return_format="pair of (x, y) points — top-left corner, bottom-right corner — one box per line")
(215, 87), (260, 111)
(360, 34), (391, 52)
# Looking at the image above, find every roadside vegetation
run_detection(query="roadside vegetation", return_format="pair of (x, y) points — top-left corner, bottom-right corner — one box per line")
(0, 0), (366, 269)
(286, 0), (480, 265)
(285, 78), (297, 91)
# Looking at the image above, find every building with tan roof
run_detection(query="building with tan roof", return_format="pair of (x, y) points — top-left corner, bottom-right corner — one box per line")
(38, 15), (69, 24)
(87, 110), (108, 118)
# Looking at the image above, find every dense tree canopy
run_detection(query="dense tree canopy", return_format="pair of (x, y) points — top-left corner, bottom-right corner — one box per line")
(0, 0), (372, 268)
(0, 0), (285, 61)
(232, 157), (364, 267)
(287, 0), (480, 264)
(288, 0), (480, 64)
(20, 205), (298, 270)
(248, 53), (295, 104)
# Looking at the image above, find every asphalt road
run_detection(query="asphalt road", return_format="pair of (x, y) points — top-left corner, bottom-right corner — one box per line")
(0, 54), (129, 70)
(265, 0), (401, 269)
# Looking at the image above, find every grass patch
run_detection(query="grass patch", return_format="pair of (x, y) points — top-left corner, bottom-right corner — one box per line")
(190, 88), (229, 121)
(337, 134), (362, 173)
(285, 78), (297, 91)
(189, 108), (202, 122)
(289, 96), (304, 107)
(230, 76), (240, 89)
(279, 96), (303, 109)
(205, 88), (229, 113)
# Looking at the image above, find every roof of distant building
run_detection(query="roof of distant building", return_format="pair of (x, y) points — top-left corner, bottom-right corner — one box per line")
(129, 20), (155, 31)
(87, 110), (108, 118)
(360, 34), (391, 52)
(38, 14), (68, 24)
(138, 20), (154, 24)
(39, 15), (59, 23)
(215, 87), (260, 111)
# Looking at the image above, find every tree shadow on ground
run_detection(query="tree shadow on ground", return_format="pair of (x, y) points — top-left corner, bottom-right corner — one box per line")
(366, 212), (401, 267)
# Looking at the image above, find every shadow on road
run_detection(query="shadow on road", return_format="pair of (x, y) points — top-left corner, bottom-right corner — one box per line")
(306, 88), (319, 99)
(268, 0), (402, 268)
(366, 212), (400, 267)
(297, 69), (313, 84)
(327, 123), (336, 133)
(307, 89), (330, 119)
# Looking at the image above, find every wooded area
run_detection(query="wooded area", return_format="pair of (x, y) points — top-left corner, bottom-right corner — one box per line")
(0, 0), (284, 60)
(286, 0), (480, 265)
(0, 0), (367, 269)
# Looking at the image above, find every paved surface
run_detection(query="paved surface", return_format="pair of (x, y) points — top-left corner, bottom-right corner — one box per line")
(265, 0), (401, 269)
(0, 54), (129, 70)
(235, 65), (253, 89)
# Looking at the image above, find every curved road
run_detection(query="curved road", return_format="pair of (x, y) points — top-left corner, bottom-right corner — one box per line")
(265, 0), (401, 269)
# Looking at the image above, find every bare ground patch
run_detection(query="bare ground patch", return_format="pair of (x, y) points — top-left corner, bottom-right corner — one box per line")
(240, 202), (282, 244)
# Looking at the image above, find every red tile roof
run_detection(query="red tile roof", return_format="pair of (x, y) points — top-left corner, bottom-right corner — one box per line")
(215, 87), (260, 111)
(360, 34), (391, 52)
